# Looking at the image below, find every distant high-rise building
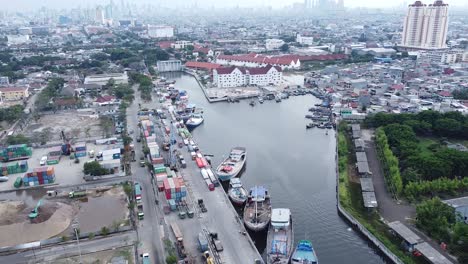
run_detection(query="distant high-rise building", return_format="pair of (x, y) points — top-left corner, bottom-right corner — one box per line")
(401, 1), (448, 49)
(95, 6), (105, 24)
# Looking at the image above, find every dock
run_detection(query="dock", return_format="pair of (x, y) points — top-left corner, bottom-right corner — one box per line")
(145, 104), (263, 263)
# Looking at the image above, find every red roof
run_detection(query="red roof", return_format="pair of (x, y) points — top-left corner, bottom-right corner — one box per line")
(95, 95), (116, 103)
(248, 65), (281, 75)
(438, 91), (451, 97)
(215, 65), (281, 75)
(185, 61), (221, 70)
(158, 41), (174, 49)
(0, 87), (28, 93)
(217, 54), (299, 66)
(391, 84), (404, 90)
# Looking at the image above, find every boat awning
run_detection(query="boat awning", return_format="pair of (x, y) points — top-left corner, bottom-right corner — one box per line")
(271, 208), (291, 227)
(250, 186), (266, 199)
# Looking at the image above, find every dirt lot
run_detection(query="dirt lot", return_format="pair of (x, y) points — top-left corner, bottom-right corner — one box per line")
(0, 186), (129, 247)
(0, 200), (73, 247)
(23, 111), (103, 142)
(50, 246), (134, 264)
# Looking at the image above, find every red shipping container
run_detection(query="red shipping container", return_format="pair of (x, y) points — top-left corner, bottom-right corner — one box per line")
(158, 183), (164, 192)
(195, 158), (204, 168)
(165, 192), (171, 200)
(201, 158), (209, 167)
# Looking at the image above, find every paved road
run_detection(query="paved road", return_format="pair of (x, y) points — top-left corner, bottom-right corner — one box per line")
(362, 129), (457, 263)
(127, 87), (166, 264)
(0, 231), (136, 264)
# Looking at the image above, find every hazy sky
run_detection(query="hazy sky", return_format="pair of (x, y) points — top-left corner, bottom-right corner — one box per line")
(2, 0), (467, 11)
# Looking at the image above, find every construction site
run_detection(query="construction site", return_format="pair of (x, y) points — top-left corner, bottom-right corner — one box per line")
(0, 185), (129, 248)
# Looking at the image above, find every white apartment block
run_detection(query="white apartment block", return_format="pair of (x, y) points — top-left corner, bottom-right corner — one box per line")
(401, 1), (448, 50)
(265, 39), (285, 51)
(84, 73), (129, 86)
(213, 65), (282, 88)
(148, 25), (174, 38)
(171, 41), (192, 50)
(296, 34), (314, 46)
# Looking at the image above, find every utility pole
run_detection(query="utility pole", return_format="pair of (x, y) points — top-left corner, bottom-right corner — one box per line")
(72, 220), (83, 264)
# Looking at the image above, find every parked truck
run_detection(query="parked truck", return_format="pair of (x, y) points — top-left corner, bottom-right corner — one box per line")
(134, 182), (142, 204)
(210, 232), (223, 252)
(171, 222), (187, 258)
(137, 204), (144, 220)
(68, 191), (86, 198)
(198, 232), (208, 252)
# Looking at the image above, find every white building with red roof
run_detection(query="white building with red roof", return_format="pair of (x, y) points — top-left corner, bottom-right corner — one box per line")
(213, 65), (282, 88)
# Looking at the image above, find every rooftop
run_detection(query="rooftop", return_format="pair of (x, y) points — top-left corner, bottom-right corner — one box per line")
(443, 196), (468, 208)
(362, 192), (378, 208)
(388, 221), (423, 245)
(414, 242), (452, 264)
(360, 178), (375, 192)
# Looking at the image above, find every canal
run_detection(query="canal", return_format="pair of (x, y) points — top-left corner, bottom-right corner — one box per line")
(162, 72), (386, 264)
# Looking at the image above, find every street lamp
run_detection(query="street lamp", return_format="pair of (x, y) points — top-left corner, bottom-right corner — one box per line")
(72, 220), (83, 264)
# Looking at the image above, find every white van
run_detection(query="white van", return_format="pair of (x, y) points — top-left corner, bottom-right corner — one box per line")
(40, 156), (48, 166)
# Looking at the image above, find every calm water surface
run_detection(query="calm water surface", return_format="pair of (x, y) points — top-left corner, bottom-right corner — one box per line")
(163, 73), (386, 264)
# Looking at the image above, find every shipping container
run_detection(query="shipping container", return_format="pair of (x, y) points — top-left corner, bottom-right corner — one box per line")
(206, 169), (219, 186)
(200, 168), (209, 180)
(195, 157), (204, 168)
(205, 179), (215, 191)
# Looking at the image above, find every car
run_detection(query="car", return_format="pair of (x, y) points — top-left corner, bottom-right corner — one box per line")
(40, 156), (47, 166)
(136, 136), (141, 142)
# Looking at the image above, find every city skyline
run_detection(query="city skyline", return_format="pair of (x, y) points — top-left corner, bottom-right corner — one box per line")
(1, 0), (468, 11)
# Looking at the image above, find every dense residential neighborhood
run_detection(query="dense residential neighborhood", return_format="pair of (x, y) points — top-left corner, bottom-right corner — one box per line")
(0, 1), (467, 264)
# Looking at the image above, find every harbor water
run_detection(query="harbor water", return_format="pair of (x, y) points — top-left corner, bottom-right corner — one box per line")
(163, 72), (386, 264)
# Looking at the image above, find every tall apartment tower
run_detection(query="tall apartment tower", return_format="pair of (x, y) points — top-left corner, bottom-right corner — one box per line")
(401, 1), (448, 49)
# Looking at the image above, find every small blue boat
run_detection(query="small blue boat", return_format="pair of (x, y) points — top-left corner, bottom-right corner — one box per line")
(290, 240), (318, 264)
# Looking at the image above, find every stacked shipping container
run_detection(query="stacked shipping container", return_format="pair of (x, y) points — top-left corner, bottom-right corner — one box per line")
(74, 142), (87, 157)
(163, 177), (187, 201)
(23, 167), (55, 186)
(1, 161), (28, 176)
(0, 144), (32, 162)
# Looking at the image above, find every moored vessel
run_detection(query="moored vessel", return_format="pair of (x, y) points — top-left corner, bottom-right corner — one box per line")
(215, 147), (246, 182)
(290, 240), (318, 264)
(266, 208), (294, 264)
(243, 186), (271, 232)
(228, 178), (248, 205)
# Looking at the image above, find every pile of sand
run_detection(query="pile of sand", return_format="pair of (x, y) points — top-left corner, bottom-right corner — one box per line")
(0, 202), (73, 247)
(0, 201), (26, 225)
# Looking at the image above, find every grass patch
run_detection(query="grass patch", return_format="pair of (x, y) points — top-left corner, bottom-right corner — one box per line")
(337, 129), (422, 264)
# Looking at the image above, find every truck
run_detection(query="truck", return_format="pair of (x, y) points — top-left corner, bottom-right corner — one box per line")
(134, 182), (142, 204)
(68, 191), (86, 198)
(137, 204), (144, 220)
(198, 232), (209, 252)
(171, 222), (187, 258)
(198, 199), (207, 213)
(210, 232), (223, 252)
(142, 253), (150, 264)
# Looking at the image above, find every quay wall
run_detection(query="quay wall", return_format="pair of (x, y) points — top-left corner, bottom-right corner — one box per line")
(335, 131), (404, 264)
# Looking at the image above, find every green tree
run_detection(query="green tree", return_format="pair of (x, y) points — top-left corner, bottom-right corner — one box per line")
(416, 197), (455, 242)
(83, 161), (110, 176)
(101, 226), (109, 236)
(166, 255), (177, 264)
(280, 44), (289, 52)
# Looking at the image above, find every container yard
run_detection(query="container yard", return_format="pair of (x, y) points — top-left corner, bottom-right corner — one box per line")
(23, 166), (56, 186)
(0, 144), (32, 162)
(1, 161), (28, 176)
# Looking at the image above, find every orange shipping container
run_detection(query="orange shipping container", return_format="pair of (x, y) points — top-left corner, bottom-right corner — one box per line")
(46, 167), (55, 176)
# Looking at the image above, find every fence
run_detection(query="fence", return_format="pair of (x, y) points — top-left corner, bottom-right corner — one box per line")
(335, 130), (404, 264)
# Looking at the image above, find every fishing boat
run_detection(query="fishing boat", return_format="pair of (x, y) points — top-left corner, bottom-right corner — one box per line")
(185, 113), (204, 129)
(290, 240), (318, 264)
(259, 97), (264, 104)
(228, 178), (248, 205)
(216, 147), (247, 182)
(306, 123), (316, 129)
(243, 186), (271, 232)
(266, 208), (294, 264)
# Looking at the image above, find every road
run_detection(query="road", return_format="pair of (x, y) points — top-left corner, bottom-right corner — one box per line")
(0, 231), (136, 264)
(127, 86), (166, 264)
(362, 129), (457, 263)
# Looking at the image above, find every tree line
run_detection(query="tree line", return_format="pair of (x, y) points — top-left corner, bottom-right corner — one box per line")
(366, 110), (468, 139)
(0, 105), (24, 123)
(375, 128), (403, 196)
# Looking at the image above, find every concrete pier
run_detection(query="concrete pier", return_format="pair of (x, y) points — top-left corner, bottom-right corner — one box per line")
(147, 104), (263, 263)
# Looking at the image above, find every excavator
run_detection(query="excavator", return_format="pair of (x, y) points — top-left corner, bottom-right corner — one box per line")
(29, 199), (43, 219)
